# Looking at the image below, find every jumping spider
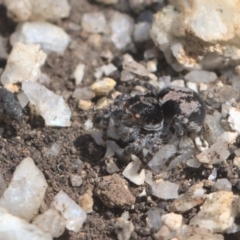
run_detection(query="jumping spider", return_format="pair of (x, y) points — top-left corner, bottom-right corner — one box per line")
(102, 80), (205, 168)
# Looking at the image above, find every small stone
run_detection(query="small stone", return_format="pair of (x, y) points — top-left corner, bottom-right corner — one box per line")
(1, 42), (47, 85)
(22, 82), (71, 127)
(115, 217), (134, 240)
(46, 143), (61, 156)
(4, 0), (70, 22)
(185, 70), (217, 83)
(151, 180), (179, 200)
(17, 92), (29, 108)
(234, 156), (240, 168)
(120, 70), (135, 81)
(168, 183), (206, 213)
(0, 157), (47, 221)
(208, 168), (217, 181)
(0, 208), (52, 240)
(196, 140), (230, 164)
(90, 78), (116, 96)
(149, 145), (177, 172)
(78, 99), (92, 111)
(146, 208), (163, 230)
(95, 174), (136, 208)
(169, 80), (185, 87)
(70, 174), (83, 187)
(228, 107), (240, 133)
(186, 81), (198, 93)
(122, 54), (149, 77)
(88, 33), (102, 50)
(81, 12), (107, 34)
(162, 213), (182, 231)
(96, 97), (108, 109)
(146, 59), (157, 73)
(174, 225), (224, 240)
(72, 63), (85, 85)
(186, 159), (202, 168)
(105, 158), (120, 174)
(33, 209), (66, 238)
(51, 190), (87, 233)
(213, 178), (232, 191)
(190, 191), (238, 233)
(219, 131), (238, 144)
(79, 191), (93, 213)
(133, 22), (151, 42)
(10, 22), (70, 54)
(73, 87), (96, 100)
(101, 63), (117, 76)
(154, 225), (170, 240)
(110, 11), (134, 49)
(122, 159), (145, 185)
(84, 119), (93, 131)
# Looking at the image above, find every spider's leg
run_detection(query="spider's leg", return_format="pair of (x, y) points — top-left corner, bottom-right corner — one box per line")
(121, 134), (146, 162)
(102, 110), (111, 141)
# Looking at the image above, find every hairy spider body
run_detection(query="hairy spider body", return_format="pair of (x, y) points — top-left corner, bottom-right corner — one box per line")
(102, 80), (205, 167)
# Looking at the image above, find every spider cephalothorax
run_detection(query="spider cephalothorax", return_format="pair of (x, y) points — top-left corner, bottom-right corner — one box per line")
(102, 80), (205, 168)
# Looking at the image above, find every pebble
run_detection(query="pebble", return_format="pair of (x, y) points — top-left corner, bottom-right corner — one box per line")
(151, 180), (179, 200)
(33, 209), (66, 238)
(186, 159), (202, 168)
(73, 87), (96, 100)
(148, 145), (177, 172)
(17, 92), (29, 108)
(115, 217), (134, 240)
(168, 183), (206, 213)
(79, 191), (93, 213)
(22, 82), (71, 127)
(122, 54), (149, 77)
(88, 33), (102, 50)
(70, 174), (83, 187)
(1, 42), (47, 85)
(101, 63), (118, 76)
(46, 143), (61, 156)
(96, 0), (118, 4)
(0, 208), (52, 240)
(133, 22), (151, 42)
(228, 107), (240, 133)
(186, 81), (198, 92)
(154, 225), (170, 240)
(10, 22), (70, 54)
(51, 190), (87, 233)
(208, 168), (217, 181)
(84, 119), (93, 131)
(213, 178), (232, 191)
(162, 213), (182, 231)
(4, 0), (70, 22)
(110, 11), (134, 49)
(0, 157), (47, 221)
(184, 70), (217, 83)
(146, 208), (163, 230)
(105, 158), (120, 174)
(90, 78), (116, 96)
(196, 140), (230, 164)
(234, 156), (240, 168)
(146, 59), (157, 73)
(122, 159), (145, 185)
(173, 225), (224, 240)
(81, 12), (107, 34)
(120, 69), (135, 81)
(0, 173), (6, 197)
(190, 191), (238, 233)
(78, 99), (92, 111)
(72, 63), (85, 85)
(95, 174), (136, 208)
(96, 97), (108, 109)
(219, 131), (238, 144)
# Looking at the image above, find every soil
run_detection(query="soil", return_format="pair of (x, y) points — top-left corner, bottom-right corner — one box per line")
(0, 1), (239, 240)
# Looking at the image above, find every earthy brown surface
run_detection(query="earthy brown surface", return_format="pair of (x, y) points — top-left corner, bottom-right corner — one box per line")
(0, 1), (239, 240)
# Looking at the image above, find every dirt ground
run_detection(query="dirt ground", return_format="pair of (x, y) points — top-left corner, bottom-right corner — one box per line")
(0, 0), (240, 240)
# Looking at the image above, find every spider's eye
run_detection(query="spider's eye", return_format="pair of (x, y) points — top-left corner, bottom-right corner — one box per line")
(134, 114), (140, 118)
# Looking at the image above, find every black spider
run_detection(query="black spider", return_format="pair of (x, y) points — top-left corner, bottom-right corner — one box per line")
(102, 80), (205, 168)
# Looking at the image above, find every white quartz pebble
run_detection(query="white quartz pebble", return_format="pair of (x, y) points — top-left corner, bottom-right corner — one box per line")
(0, 208), (52, 240)
(0, 157), (47, 221)
(33, 209), (66, 238)
(51, 190), (87, 233)
(10, 22), (70, 54)
(1, 42), (46, 85)
(22, 82), (71, 127)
